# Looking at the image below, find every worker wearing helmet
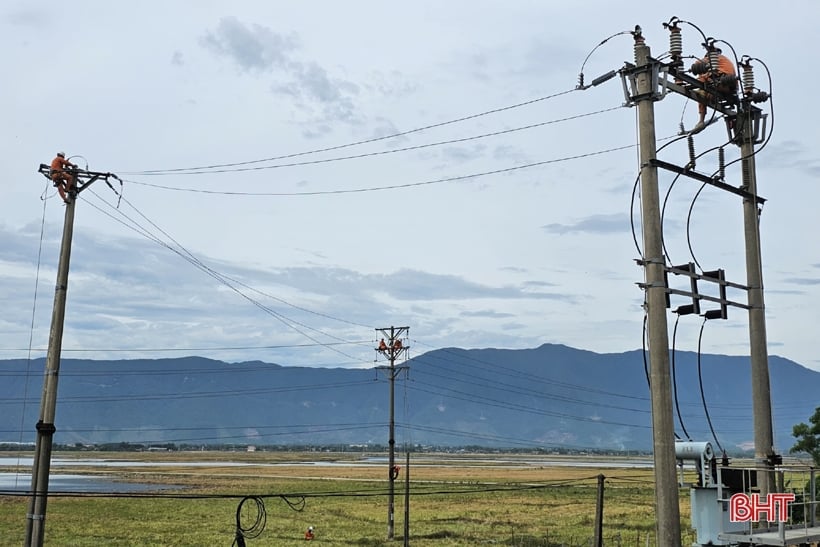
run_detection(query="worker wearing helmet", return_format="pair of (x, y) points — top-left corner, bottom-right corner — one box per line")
(304, 526), (315, 540)
(690, 48), (737, 133)
(50, 152), (77, 203)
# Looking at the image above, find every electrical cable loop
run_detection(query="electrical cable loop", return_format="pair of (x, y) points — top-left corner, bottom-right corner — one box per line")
(232, 496), (266, 547)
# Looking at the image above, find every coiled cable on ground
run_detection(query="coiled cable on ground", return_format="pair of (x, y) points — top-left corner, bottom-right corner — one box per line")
(232, 496), (266, 547)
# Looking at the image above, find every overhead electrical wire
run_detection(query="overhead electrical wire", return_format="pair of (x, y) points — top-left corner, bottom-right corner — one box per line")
(62, 112), (661, 365)
(16, 191), (50, 488)
(410, 340), (650, 402)
(576, 31), (632, 90)
(0, 358), (364, 378)
(402, 423), (610, 450)
(661, 141), (727, 267)
(0, 379), (376, 406)
(697, 317), (725, 454)
(124, 143), (638, 196)
(78, 424), (382, 446)
(683, 140), (747, 273)
(127, 106), (624, 176)
(122, 88), (579, 175)
(630, 132), (691, 257)
(83, 191), (370, 361)
(112, 192), (364, 337)
(408, 356), (649, 415)
(670, 314), (691, 440)
(0, 341), (369, 357)
(409, 343), (597, 397)
(1, 473), (610, 501)
(406, 380), (650, 430)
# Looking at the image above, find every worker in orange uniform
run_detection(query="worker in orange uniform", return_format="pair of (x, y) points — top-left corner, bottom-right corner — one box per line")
(305, 526), (315, 540)
(378, 339), (388, 351)
(393, 339), (402, 350)
(690, 48), (737, 133)
(50, 152), (77, 203)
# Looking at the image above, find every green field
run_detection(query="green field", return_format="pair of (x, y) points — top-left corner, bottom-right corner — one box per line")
(0, 451), (697, 546)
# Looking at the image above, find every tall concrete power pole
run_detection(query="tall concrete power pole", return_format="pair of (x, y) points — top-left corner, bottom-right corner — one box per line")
(25, 195), (76, 547)
(375, 326), (409, 540)
(738, 105), (776, 496)
(631, 28), (682, 546)
(26, 164), (119, 546)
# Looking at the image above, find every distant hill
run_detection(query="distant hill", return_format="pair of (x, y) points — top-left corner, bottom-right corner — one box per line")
(2, 344), (818, 453)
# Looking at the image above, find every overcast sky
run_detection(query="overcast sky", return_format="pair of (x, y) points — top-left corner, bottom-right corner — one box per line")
(3, 1), (818, 371)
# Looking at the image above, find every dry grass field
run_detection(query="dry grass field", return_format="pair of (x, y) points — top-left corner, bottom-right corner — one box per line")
(0, 451), (697, 546)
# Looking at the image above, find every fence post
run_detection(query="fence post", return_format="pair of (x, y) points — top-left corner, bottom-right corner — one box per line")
(593, 474), (605, 546)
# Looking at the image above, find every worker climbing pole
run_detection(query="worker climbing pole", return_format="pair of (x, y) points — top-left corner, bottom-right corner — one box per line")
(25, 155), (121, 547)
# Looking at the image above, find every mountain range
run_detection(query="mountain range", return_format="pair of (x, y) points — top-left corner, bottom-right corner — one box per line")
(2, 344), (818, 454)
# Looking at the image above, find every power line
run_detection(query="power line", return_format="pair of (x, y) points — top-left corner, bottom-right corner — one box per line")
(82, 192), (370, 361)
(127, 106), (624, 176)
(406, 380), (651, 430)
(122, 88), (579, 175)
(124, 143), (638, 196)
(409, 357), (649, 414)
(0, 341), (369, 355)
(0, 473), (607, 500)
(411, 341), (650, 402)
(87, 189), (371, 332)
(0, 379), (377, 405)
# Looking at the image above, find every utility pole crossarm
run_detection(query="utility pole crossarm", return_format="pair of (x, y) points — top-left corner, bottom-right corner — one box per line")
(38, 164), (121, 196)
(649, 159), (766, 204)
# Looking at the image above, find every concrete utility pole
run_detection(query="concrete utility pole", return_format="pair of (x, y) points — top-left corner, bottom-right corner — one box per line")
(631, 29), (682, 547)
(26, 164), (119, 547)
(738, 106), (776, 496)
(25, 195), (76, 547)
(375, 326), (409, 540)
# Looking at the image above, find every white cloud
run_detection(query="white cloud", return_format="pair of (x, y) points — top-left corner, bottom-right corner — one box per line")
(201, 16), (299, 73)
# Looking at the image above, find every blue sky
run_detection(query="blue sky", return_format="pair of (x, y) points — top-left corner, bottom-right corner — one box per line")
(2, 1), (819, 370)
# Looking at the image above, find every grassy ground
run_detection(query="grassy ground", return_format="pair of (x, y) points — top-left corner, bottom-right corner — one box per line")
(0, 451), (695, 546)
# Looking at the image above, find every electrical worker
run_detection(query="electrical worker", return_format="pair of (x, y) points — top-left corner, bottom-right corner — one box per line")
(50, 152), (77, 203)
(393, 339), (402, 350)
(690, 48), (737, 133)
(305, 526), (315, 540)
(378, 338), (388, 351)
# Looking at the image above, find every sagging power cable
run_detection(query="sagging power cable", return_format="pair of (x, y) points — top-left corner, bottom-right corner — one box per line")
(671, 314), (691, 440)
(129, 107), (624, 176)
(630, 133), (692, 257)
(123, 88), (578, 175)
(576, 30), (633, 90)
(84, 192), (368, 361)
(125, 143), (638, 196)
(697, 317), (725, 454)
